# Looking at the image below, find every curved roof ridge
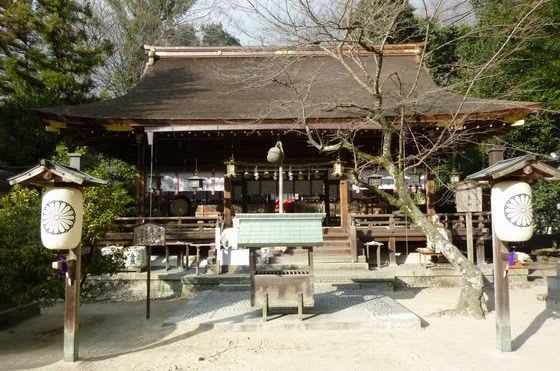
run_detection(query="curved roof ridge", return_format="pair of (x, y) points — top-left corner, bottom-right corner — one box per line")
(142, 43), (424, 59)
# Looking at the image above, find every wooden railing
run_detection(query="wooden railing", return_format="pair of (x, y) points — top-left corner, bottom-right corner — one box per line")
(351, 212), (491, 235)
(350, 212), (492, 264)
(100, 216), (221, 246)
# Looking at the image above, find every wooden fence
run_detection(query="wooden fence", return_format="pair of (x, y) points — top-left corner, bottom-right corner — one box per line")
(100, 216), (221, 246)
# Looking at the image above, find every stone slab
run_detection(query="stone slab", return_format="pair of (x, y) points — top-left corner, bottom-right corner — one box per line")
(165, 284), (420, 331)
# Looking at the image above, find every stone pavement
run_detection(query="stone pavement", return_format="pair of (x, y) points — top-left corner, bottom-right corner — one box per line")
(165, 284), (420, 330)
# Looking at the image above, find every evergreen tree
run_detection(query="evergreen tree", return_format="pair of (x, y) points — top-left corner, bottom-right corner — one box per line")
(99, 0), (198, 95)
(0, 0), (110, 102)
(0, 0), (110, 166)
(432, 0), (560, 232)
(200, 23), (241, 46)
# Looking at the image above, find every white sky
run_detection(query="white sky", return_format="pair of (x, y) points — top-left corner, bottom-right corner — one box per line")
(190, 0), (474, 45)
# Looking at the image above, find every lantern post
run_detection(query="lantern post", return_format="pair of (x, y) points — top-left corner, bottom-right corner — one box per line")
(8, 157), (107, 362)
(466, 155), (560, 352)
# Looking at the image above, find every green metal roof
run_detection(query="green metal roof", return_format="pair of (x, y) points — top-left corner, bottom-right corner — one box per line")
(236, 213), (325, 248)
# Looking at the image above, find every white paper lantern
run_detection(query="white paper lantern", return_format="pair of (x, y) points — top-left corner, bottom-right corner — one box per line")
(41, 187), (84, 250)
(491, 181), (533, 242)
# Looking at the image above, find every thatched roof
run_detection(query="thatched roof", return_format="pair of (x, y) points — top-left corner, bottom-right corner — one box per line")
(37, 44), (539, 132)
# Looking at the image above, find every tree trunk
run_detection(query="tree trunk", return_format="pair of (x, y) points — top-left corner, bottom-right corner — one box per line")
(392, 170), (485, 317)
(410, 206), (485, 317)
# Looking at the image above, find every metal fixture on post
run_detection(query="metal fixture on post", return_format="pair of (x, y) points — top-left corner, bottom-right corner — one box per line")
(267, 141), (284, 213)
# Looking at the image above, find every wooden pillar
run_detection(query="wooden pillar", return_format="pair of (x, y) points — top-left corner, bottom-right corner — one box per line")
(241, 178), (248, 213)
(386, 215), (397, 265)
(476, 236), (486, 265)
(339, 179), (349, 229)
(492, 230), (512, 352)
(349, 222), (358, 263)
(223, 178), (233, 228)
(425, 170), (436, 215)
(136, 134), (146, 216)
(466, 212), (474, 263)
(476, 214), (487, 265)
(324, 179), (330, 224)
(64, 247), (81, 362)
(388, 237), (397, 266)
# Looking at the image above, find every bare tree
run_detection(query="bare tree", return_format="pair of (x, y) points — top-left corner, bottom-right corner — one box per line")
(88, 0), (200, 96)
(233, 0), (547, 317)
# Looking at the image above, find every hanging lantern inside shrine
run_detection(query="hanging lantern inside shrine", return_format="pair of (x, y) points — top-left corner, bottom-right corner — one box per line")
(188, 157), (205, 190)
(491, 180), (534, 242)
(41, 187), (84, 250)
(332, 158), (344, 177)
(188, 173), (205, 190)
(225, 157), (236, 178)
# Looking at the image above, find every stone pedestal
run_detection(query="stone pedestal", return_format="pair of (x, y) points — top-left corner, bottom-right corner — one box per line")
(546, 262), (560, 311)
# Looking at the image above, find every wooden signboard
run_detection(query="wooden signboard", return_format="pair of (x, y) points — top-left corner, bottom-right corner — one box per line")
(455, 181), (483, 212)
(134, 223), (166, 319)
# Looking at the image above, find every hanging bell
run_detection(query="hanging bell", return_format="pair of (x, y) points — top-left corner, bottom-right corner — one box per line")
(267, 141), (284, 164)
